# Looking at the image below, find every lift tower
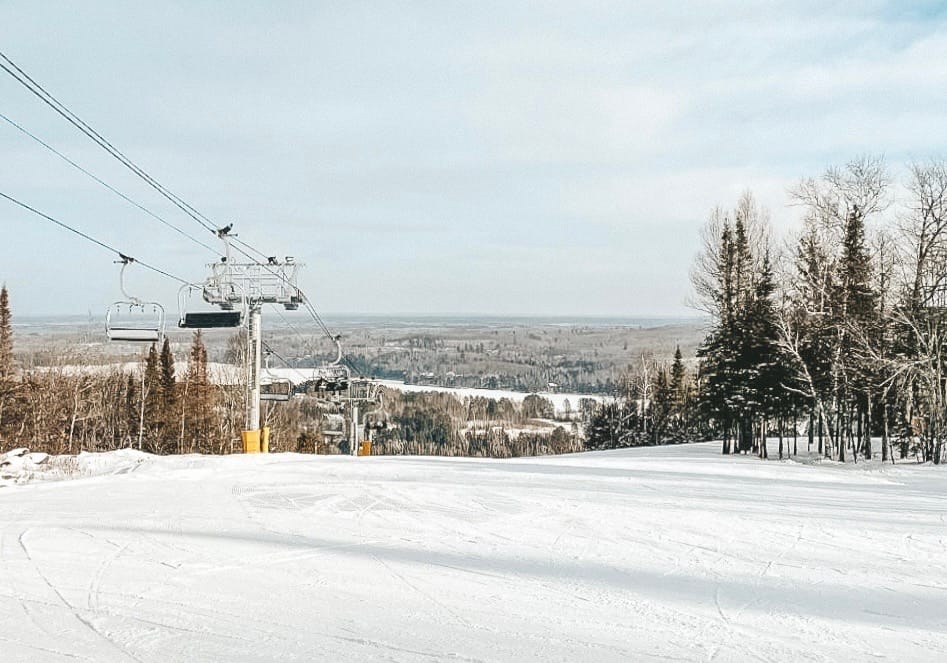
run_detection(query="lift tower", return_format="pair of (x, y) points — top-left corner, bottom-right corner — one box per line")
(191, 230), (303, 452)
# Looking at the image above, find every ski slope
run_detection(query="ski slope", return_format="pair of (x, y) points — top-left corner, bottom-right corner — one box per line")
(1, 443), (945, 662)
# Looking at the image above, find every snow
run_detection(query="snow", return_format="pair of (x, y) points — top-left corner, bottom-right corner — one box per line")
(372, 379), (604, 415)
(1, 443), (945, 661)
(53, 364), (603, 416)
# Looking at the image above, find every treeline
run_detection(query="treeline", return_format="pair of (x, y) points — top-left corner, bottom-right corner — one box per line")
(595, 157), (947, 464)
(369, 391), (586, 457)
(0, 288), (591, 458)
(0, 292), (244, 455)
(261, 390), (589, 457)
(586, 346), (704, 449)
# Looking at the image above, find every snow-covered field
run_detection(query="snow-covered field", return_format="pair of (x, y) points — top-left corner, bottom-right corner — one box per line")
(56, 363), (603, 417)
(1, 443), (944, 662)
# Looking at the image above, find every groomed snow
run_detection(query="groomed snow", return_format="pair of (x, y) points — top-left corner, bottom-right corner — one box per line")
(1, 443), (945, 661)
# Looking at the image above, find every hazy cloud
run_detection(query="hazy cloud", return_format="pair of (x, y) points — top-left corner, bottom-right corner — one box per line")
(1, 1), (946, 317)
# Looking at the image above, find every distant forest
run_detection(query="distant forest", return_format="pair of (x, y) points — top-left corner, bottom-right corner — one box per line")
(4, 157), (947, 464)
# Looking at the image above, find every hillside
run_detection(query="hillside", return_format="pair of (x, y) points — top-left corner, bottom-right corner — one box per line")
(1, 443), (943, 661)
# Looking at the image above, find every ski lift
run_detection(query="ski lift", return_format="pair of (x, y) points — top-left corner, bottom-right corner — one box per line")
(292, 336), (351, 396)
(364, 386), (389, 430)
(296, 365), (350, 396)
(178, 283), (245, 329)
(349, 378), (378, 401)
(105, 255), (166, 343)
(320, 413), (346, 438)
(260, 377), (294, 402)
(260, 350), (294, 402)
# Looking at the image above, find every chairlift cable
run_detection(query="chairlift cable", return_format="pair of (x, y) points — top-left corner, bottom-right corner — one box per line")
(0, 191), (189, 285)
(260, 340), (311, 384)
(1, 51), (353, 365)
(0, 52), (218, 236)
(0, 110), (218, 255)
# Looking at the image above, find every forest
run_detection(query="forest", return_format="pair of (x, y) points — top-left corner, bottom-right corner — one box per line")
(3, 157), (947, 464)
(596, 157), (947, 465)
(0, 296), (586, 457)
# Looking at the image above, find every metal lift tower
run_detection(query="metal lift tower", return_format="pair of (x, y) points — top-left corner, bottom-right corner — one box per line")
(192, 232), (303, 452)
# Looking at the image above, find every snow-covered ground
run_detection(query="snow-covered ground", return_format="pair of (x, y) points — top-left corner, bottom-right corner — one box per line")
(372, 379), (604, 416)
(1, 443), (944, 662)
(55, 363), (603, 416)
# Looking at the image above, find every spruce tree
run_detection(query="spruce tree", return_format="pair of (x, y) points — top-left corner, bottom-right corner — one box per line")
(0, 285), (12, 381)
(159, 338), (177, 439)
(670, 346), (686, 405)
(142, 343), (161, 452)
(0, 285), (15, 448)
(184, 330), (218, 453)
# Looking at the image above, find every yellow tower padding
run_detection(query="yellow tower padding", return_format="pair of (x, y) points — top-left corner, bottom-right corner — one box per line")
(357, 440), (372, 456)
(242, 429), (261, 454)
(261, 426), (270, 453)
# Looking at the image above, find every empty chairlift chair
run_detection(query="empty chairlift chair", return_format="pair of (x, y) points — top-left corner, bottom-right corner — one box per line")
(178, 283), (245, 329)
(260, 377), (294, 402)
(106, 301), (166, 343)
(105, 255), (166, 343)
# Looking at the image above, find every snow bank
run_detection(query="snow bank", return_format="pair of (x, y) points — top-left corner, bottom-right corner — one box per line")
(0, 447), (149, 487)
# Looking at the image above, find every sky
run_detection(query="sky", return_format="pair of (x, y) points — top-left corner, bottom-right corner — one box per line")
(1, 1), (947, 318)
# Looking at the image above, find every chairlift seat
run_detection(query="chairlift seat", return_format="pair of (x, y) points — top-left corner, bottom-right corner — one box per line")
(179, 311), (243, 329)
(108, 327), (163, 343)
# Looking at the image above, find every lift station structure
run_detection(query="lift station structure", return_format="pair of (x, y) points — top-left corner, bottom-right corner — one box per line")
(188, 230), (303, 452)
(105, 228), (374, 455)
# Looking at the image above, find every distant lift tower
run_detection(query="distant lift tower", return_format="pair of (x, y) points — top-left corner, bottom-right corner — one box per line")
(195, 229), (303, 453)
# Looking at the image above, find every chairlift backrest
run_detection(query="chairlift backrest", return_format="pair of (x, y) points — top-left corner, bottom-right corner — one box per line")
(260, 378), (294, 402)
(321, 413), (345, 435)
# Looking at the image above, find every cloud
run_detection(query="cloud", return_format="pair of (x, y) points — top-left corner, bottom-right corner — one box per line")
(1, 1), (946, 317)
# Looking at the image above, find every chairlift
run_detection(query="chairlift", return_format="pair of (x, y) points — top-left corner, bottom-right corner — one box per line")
(287, 336), (351, 396)
(364, 386), (389, 430)
(297, 365), (350, 396)
(349, 378), (377, 401)
(260, 377), (294, 402)
(178, 283), (245, 329)
(105, 256), (166, 343)
(259, 351), (295, 402)
(320, 413), (346, 438)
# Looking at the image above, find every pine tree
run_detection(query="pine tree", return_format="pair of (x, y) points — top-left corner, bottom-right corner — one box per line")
(650, 367), (673, 444)
(0, 285), (15, 447)
(745, 252), (793, 458)
(669, 345), (692, 439)
(183, 330), (218, 453)
(159, 338), (177, 440)
(0, 285), (12, 381)
(670, 346), (686, 404)
(142, 343), (161, 452)
(124, 372), (139, 447)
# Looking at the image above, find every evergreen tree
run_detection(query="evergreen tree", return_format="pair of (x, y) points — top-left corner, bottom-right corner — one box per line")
(0, 285), (12, 381)
(694, 194), (775, 454)
(142, 343), (162, 452)
(183, 330), (218, 453)
(650, 367), (673, 444)
(744, 252), (794, 457)
(0, 285), (16, 448)
(124, 372), (139, 447)
(670, 346), (686, 405)
(159, 338), (177, 438)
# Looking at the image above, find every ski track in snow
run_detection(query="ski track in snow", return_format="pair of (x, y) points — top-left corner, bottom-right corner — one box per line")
(1, 442), (946, 662)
